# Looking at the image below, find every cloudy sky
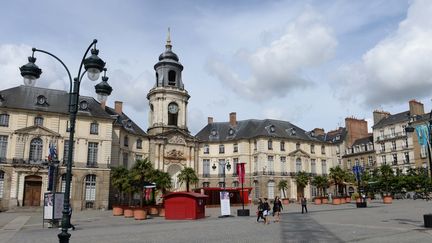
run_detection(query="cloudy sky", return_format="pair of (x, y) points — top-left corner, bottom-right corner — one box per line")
(1, 0), (431, 134)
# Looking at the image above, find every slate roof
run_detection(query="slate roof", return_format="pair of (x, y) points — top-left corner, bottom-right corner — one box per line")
(372, 111), (410, 129)
(0, 85), (113, 120)
(195, 119), (327, 143)
(104, 106), (147, 136)
(324, 127), (347, 144)
(351, 135), (373, 147)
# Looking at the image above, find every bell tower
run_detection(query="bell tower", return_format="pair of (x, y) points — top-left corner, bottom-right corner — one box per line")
(147, 29), (190, 135)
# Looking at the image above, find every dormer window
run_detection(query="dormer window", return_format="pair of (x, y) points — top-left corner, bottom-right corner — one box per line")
(288, 128), (296, 136)
(228, 128), (235, 136)
(34, 116), (44, 126)
(79, 101), (89, 110)
(336, 135), (341, 141)
(310, 131), (315, 137)
(211, 129), (217, 136)
(36, 95), (46, 105)
(126, 120), (132, 128)
(269, 125), (275, 133)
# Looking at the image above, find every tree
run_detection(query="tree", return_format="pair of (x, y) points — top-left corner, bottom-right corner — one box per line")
(111, 166), (129, 205)
(295, 171), (310, 198)
(130, 158), (154, 207)
(177, 167), (199, 192)
(378, 164), (394, 196)
(277, 180), (289, 199)
(311, 175), (330, 197)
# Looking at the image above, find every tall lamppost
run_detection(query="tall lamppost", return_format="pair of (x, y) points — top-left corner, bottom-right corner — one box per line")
(212, 159), (231, 189)
(19, 39), (113, 242)
(405, 113), (432, 228)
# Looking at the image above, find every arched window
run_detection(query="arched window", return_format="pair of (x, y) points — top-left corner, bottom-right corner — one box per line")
(34, 116), (44, 126)
(60, 174), (72, 197)
(84, 175), (96, 208)
(168, 70), (176, 85)
(296, 158), (302, 172)
(29, 138), (43, 162)
(267, 181), (275, 199)
(0, 170), (4, 198)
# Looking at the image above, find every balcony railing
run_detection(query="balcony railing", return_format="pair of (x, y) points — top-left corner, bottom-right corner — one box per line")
(202, 173), (210, 178)
(376, 132), (406, 142)
(280, 172), (288, 176)
(86, 163), (98, 168)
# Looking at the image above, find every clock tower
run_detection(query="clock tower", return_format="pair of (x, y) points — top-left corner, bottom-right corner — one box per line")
(147, 29), (190, 135)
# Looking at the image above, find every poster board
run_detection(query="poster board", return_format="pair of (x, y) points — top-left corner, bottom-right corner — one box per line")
(43, 192), (64, 220)
(220, 191), (231, 216)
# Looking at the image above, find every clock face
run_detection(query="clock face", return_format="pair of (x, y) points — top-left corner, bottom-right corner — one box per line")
(168, 103), (179, 114)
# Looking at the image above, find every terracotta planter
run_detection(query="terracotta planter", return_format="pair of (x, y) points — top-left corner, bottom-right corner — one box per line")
(149, 206), (159, 215)
(322, 198), (328, 204)
(158, 208), (165, 217)
(345, 197), (351, 203)
(282, 198), (290, 205)
(112, 206), (124, 216)
(124, 207), (134, 218)
(314, 198), (322, 205)
(332, 198), (341, 205)
(134, 208), (147, 220)
(340, 198), (346, 204)
(356, 198), (361, 203)
(383, 195), (393, 204)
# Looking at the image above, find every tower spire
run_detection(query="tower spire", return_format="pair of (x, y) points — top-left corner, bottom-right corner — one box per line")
(166, 27), (172, 50)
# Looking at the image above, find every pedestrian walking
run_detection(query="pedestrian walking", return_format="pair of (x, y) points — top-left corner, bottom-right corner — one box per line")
(301, 197), (308, 214)
(263, 198), (271, 224)
(273, 196), (283, 222)
(256, 198), (265, 222)
(68, 206), (75, 230)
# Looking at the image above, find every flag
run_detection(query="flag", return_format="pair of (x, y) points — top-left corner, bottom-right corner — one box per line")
(48, 143), (58, 162)
(415, 125), (429, 146)
(237, 162), (246, 184)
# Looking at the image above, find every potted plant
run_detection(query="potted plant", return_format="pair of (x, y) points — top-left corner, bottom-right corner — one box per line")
(311, 175), (329, 205)
(294, 171), (310, 202)
(122, 172), (137, 218)
(111, 166), (129, 216)
(130, 158), (154, 220)
(378, 164), (394, 204)
(277, 179), (290, 205)
(177, 167), (199, 192)
(329, 166), (347, 205)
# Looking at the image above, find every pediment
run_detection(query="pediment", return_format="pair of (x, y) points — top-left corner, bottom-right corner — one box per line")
(14, 125), (60, 137)
(155, 128), (197, 142)
(288, 149), (310, 158)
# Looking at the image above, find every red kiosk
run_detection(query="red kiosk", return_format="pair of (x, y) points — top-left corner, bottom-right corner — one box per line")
(164, 192), (208, 220)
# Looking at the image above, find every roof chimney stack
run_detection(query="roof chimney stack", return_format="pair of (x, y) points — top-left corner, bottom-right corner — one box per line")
(208, 117), (213, 124)
(114, 101), (123, 115)
(229, 112), (237, 126)
(409, 99), (424, 116)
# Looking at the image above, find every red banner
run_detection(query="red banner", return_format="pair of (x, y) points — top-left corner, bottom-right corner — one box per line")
(237, 163), (246, 184)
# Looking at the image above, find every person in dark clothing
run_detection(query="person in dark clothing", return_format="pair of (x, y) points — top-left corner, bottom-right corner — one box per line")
(301, 197), (308, 214)
(68, 206), (75, 230)
(256, 198), (265, 222)
(273, 196), (283, 222)
(263, 198), (271, 224)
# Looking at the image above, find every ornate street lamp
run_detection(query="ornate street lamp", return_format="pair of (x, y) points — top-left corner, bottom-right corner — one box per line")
(212, 159), (231, 189)
(20, 39), (112, 243)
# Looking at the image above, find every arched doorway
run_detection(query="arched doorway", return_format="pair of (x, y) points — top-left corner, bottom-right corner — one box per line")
(23, 175), (42, 206)
(167, 164), (182, 191)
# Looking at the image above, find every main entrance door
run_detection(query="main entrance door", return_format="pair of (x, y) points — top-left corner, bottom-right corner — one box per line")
(23, 175), (42, 206)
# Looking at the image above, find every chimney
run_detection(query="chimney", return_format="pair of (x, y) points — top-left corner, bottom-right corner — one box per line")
(208, 117), (213, 124)
(373, 110), (390, 125)
(229, 112), (237, 126)
(345, 117), (369, 147)
(409, 99), (424, 116)
(312, 128), (325, 136)
(114, 101), (123, 115)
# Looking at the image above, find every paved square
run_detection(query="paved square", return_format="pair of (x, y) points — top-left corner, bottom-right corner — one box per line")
(1, 200), (432, 243)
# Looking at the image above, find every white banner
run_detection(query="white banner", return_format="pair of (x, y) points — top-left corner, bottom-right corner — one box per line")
(43, 193), (64, 220)
(220, 191), (231, 216)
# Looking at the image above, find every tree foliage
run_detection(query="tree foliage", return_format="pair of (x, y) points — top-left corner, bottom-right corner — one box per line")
(177, 167), (199, 192)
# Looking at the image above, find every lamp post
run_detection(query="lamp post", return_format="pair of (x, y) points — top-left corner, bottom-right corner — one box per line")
(20, 39), (113, 243)
(405, 113), (432, 228)
(212, 159), (231, 189)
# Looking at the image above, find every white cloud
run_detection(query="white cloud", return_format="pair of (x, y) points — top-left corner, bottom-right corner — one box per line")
(206, 9), (337, 101)
(334, 0), (432, 107)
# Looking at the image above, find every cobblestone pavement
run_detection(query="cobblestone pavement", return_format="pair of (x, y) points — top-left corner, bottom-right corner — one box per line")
(0, 200), (432, 243)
